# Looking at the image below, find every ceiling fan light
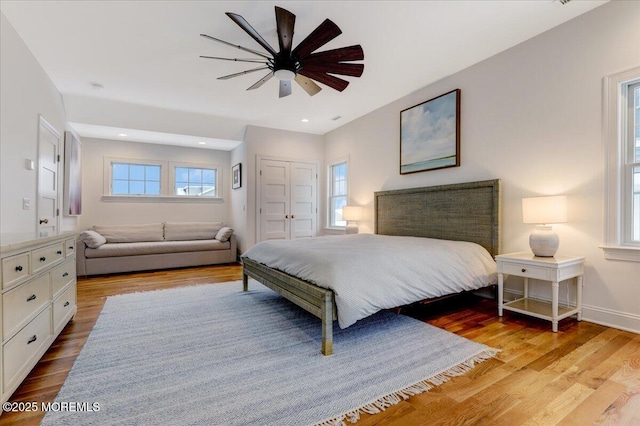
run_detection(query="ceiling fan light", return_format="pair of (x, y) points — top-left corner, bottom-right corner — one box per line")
(274, 69), (296, 81)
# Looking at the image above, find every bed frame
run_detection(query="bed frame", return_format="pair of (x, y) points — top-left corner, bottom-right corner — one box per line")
(242, 179), (501, 355)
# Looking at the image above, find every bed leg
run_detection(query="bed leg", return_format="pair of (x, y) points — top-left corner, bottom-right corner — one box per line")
(321, 293), (333, 356)
(242, 272), (248, 291)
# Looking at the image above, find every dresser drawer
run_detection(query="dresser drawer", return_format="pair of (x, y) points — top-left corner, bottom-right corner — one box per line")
(3, 306), (52, 394)
(2, 252), (30, 289)
(51, 258), (76, 298)
(501, 262), (550, 280)
(31, 242), (65, 275)
(3, 274), (51, 340)
(53, 283), (76, 333)
(65, 238), (76, 257)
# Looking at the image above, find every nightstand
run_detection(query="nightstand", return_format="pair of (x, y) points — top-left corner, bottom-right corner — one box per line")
(496, 252), (585, 332)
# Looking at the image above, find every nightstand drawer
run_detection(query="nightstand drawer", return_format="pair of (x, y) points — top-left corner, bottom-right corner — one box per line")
(501, 262), (549, 280)
(2, 252), (30, 289)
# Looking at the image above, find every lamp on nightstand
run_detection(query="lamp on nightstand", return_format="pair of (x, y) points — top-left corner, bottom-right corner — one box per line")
(342, 206), (363, 234)
(522, 195), (567, 257)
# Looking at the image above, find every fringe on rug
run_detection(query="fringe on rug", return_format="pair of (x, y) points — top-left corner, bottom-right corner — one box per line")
(314, 348), (500, 426)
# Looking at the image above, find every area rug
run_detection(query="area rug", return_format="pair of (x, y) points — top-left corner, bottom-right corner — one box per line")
(41, 281), (498, 426)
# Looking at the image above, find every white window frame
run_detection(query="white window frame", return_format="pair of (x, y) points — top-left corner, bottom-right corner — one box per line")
(327, 156), (349, 229)
(169, 161), (222, 198)
(102, 157), (222, 203)
(602, 66), (640, 262)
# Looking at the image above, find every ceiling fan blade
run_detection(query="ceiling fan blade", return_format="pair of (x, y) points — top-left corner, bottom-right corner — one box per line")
(200, 34), (271, 59)
(200, 56), (269, 64)
(301, 62), (364, 77)
(298, 69), (349, 92)
(279, 80), (292, 98)
(217, 66), (270, 80)
(295, 75), (322, 96)
(247, 72), (274, 90)
(292, 19), (342, 59)
(275, 6), (295, 56)
(302, 45), (364, 64)
(226, 12), (278, 57)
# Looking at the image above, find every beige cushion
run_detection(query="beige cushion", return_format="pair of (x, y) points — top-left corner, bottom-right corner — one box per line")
(164, 222), (223, 241)
(80, 230), (107, 248)
(84, 240), (230, 258)
(215, 226), (234, 242)
(93, 223), (164, 243)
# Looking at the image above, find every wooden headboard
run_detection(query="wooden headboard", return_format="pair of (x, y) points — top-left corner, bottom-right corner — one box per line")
(374, 179), (501, 257)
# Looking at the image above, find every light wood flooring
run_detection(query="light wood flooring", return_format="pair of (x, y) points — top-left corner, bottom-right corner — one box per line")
(2, 264), (638, 425)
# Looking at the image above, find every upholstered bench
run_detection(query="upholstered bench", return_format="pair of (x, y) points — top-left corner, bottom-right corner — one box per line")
(76, 222), (236, 276)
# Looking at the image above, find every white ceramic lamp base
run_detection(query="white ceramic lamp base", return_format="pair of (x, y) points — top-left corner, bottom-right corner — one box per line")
(529, 225), (559, 257)
(345, 223), (359, 234)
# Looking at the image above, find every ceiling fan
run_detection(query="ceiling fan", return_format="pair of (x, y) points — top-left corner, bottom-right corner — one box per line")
(200, 6), (364, 98)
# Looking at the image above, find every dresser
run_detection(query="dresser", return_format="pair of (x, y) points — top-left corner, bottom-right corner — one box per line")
(0, 232), (77, 404)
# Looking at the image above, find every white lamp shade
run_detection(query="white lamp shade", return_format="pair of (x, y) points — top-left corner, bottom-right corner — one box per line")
(342, 206), (363, 221)
(522, 196), (567, 224)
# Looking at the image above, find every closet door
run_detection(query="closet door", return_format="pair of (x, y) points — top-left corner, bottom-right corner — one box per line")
(260, 159), (291, 241)
(259, 159), (317, 242)
(290, 162), (317, 239)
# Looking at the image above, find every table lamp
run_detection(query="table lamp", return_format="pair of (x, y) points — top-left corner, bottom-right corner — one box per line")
(522, 195), (567, 257)
(342, 206), (363, 234)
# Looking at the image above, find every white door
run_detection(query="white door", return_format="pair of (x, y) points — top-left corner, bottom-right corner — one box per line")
(290, 162), (317, 239)
(37, 116), (60, 236)
(259, 159), (317, 242)
(260, 159), (291, 241)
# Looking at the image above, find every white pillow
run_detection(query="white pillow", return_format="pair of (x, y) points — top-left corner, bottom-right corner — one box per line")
(80, 230), (107, 249)
(215, 227), (234, 242)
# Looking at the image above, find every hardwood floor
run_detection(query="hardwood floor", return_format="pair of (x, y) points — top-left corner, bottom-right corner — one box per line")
(2, 264), (638, 425)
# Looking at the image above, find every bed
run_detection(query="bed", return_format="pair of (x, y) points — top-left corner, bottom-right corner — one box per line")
(241, 179), (501, 355)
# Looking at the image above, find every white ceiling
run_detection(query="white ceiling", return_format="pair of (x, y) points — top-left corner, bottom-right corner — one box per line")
(1, 0), (607, 151)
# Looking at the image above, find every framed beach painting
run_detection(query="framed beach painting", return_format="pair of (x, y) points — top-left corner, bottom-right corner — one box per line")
(400, 89), (460, 174)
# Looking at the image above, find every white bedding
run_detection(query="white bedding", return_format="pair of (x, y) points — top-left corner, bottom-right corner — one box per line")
(242, 234), (497, 329)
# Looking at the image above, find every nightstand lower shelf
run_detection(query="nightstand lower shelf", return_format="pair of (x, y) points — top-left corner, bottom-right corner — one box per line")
(502, 298), (580, 324)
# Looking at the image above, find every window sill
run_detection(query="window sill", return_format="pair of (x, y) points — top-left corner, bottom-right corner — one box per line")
(101, 195), (223, 204)
(600, 245), (640, 262)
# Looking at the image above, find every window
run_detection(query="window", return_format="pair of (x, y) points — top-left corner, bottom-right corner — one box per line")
(111, 162), (161, 195)
(328, 159), (348, 227)
(104, 157), (221, 202)
(174, 166), (217, 197)
(603, 67), (640, 261)
(628, 82), (640, 242)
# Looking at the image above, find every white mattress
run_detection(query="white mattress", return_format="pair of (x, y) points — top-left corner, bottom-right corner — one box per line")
(242, 234), (497, 329)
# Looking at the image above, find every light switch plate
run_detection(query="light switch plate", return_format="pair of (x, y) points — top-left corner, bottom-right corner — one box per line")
(22, 198), (30, 210)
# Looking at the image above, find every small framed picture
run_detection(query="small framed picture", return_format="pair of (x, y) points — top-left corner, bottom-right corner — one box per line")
(232, 163), (242, 189)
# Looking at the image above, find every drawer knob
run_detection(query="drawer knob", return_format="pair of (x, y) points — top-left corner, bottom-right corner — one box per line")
(27, 335), (37, 344)
(26, 294), (37, 302)
(62, 272), (69, 277)
(57, 250), (62, 255)
(40, 256), (46, 262)
(521, 268), (526, 273)
(64, 301), (70, 307)
(15, 265), (23, 272)
(68, 246), (74, 250)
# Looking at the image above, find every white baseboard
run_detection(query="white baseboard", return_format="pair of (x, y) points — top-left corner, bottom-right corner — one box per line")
(581, 304), (640, 334)
(503, 289), (639, 334)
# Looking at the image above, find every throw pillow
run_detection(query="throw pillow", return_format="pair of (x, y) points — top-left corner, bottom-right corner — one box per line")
(215, 227), (234, 242)
(80, 230), (107, 249)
